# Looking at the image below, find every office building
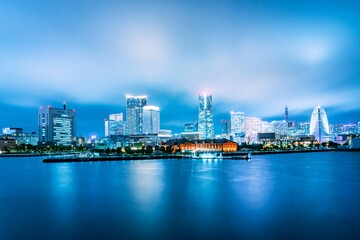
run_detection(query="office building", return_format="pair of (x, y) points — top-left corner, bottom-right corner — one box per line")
(198, 93), (214, 139)
(221, 120), (231, 137)
(244, 116), (262, 143)
(143, 106), (160, 134)
(272, 120), (288, 135)
(126, 95), (147, 135)
(261, 121), (274, 133)
(105, 113), (127, 137)
(230, 111), (245, 135)
(38, 104), (76, 146)
(184, 123), (196, 132)
(2, 127), (23, 135)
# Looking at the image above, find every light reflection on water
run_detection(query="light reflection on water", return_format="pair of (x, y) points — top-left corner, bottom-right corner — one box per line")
(0, 153), (360, 239)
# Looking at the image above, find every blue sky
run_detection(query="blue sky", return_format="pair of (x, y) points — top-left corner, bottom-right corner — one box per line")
(1, 0), (359, 136)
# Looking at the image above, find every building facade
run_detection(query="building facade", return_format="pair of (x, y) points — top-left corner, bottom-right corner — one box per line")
(310, 106), (330, 142)
(230, 111), (245, 135)
(245, 116), (262, 143)
(143, 106), (160, 134)
(126, 95), (147, 135)
(220, 119), (231, 138)
(230, 111), (245, 142)
(184, 123), (196, 132)
(198, 93), (214, 139)
(105, 113), (127, 137)
(38, 105), (76, 146)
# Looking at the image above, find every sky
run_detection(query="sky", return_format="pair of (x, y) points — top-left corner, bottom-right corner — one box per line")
(1, 0), (360, 136)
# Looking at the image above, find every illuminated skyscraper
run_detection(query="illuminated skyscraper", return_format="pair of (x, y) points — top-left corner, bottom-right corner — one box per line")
(38, 104), (76, 146)
(105, 113), (126, 137)
(310, 106), (330, 142)
(261, 121), (274, 133)
(272, 120), (288, 135)
(198, 93), (214, 139)
(143, 106), (160, 134)
(230, 111), (245, 135)
(244, 116), (262, 143)
(126, 95), (147, 135)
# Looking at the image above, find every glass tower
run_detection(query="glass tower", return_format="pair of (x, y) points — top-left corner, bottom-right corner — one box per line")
(310, 106), (330, 142)
(230, 111), (245, 135)
(143, 106), (160, 134)
(198, 93), (214, 139)
(244, 116), (262, 143)
(105, 113), (126, 137)
(126, 95), (147, 135)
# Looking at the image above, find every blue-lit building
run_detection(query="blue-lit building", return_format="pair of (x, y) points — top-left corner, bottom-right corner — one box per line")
(198, 93), (214, 139)
(221, 119), (231, 138)
(126, 95), (147, 135)
(230, 111), (245, 142)
(38, 104), (76, 146)
(184, 123), (196, 132)
(143, 106), (160, 134)
(105, 113), (127, 137)
(310, 106), (330, 142)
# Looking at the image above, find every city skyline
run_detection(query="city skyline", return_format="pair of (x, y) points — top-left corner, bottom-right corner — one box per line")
(1, 95), (360, 137)
(1, 0), (360, 135)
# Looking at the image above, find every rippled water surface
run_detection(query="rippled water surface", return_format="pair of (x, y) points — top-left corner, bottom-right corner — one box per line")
(1, 152), (360, 239)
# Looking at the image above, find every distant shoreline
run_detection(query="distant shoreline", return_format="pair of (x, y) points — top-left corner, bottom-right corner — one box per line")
(1, 148), (359, 161)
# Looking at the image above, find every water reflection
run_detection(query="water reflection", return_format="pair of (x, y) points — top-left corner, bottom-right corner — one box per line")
(1, 153), (360, 239)
(129, 161), (165, 212)
(49, 163), (76, 220)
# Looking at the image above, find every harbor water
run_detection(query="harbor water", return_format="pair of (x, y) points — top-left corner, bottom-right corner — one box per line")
(1, 152), (360, 239)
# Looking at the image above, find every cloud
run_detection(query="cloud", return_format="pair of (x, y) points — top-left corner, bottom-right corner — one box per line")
(0, 0), (359, 125)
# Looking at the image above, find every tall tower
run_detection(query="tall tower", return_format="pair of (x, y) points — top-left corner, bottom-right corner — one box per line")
(105, 113), (126, 137)
(143, 106), (160, 134)
(285, 105), (289, 124)
(310, 106), (330, 142)
(38, 105), (76, 146)
(126, 95), (147, 135)
(230, 111), (245, 135)
(198, 93), (214, 139)
(244, 116), (262, 143)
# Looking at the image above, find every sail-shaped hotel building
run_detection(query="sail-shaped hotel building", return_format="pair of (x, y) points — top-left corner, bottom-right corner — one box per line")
(310, 106), (330, 142)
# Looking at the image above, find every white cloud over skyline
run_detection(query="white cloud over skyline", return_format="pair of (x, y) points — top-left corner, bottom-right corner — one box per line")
(1, 0), (359, 127)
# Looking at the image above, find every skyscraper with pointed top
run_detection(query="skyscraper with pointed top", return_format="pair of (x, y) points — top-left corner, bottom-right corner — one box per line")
(285, 105), (289, 123)
(198, 93), (214, 139)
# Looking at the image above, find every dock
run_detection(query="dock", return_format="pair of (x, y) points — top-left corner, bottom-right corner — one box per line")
(42, 152), (252, 163)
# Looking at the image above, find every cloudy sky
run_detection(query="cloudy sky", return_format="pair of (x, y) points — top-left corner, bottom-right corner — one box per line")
(1, 0), (359, 136)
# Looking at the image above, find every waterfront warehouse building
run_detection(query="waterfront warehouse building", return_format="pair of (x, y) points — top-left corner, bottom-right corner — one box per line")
(38, 104), (76, 146)
(126, 95), (147, 135)
(198, 93), (214, 139)
(310, 106), (330, 142)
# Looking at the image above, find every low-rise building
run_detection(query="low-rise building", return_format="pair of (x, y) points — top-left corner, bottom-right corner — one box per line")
(0, 136), (16, 151)
(163, 138), (238, 153)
